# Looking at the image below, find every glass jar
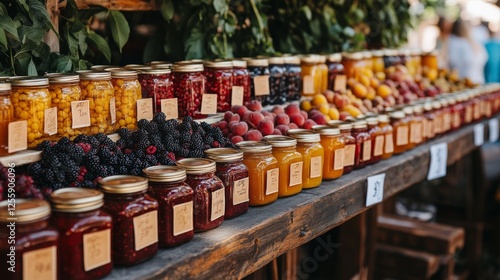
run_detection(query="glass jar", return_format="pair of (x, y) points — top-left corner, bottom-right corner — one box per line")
(390, 111), (408, 155)
(11, 77), (52, 147)
(232, 60), (252, 105)
(111, 69), (142, 130)
(90, 64), (117, 71)
(204, 60), (233, 112)
(371, 50), (385, 74)
(472, 92), (482, 121)
(301, 56), (320, 96)
(0, 83), (14, 155)
(138, 67), (174, 115)
(341, 52), (363, 79)
(268, 57), (287, 105)
(236, 141), (279, 206)
(463, 93), (474, 124)
(383, 49), (401, 68)
(411, 105), (424, 146)
(0, 199), (58, 280)
(144, 166), (194, 247)
(290, 131), (324, 189)
(378, 115), (394, 160)
(248, 58), (271, 105)
(432, 101), (443, 136)
(338, 123), (356, 174)
(327, 53), (346, 92)
(452, 95), (465, 130)
(50, 188), (112, 280)
(447, 97), (459, 131)
(205, 148), (250, 219)
(367, 117), (384, 164)
(403, 107), (416, 150)
(421, 51), (438, 71)
(351, 122), (371, 169)
(440, 99), (451, 133)
(176, 158), (225, 232)
(79, 71), (115, 135)
(48, 74), (83, 139)
(316, 128), (345, 180)
(99, 175), (159, 265)
(423, 103), (436, 140)
(172, 63), (207, 119)
(283, 56), (302, 101)
(263, 136), (304, 197)
(317, 55), (329, 93)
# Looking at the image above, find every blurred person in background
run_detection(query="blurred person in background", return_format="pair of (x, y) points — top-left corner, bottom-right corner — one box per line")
(436, 16), (453, 68)
(448, 19), (488, 84)
(484, 27), (500, 83)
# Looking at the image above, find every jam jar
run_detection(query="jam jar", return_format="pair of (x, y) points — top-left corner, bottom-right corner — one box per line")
(48, 74), (83, 139)
(90, 65), (117, 71)
(371, 50), (385, 74)
(172, 63), (207, 119)
(351, 121), (371, 169)
(403, 106), (417, 150)
(232, 60), (251, 106)
(11, 77), (52, 147)
(50, 188), (112, 280)
(378, 115), (394, 160)
(99, 175), (159, 265)
(338, 123), (356, 174)
(342, 52), (364, 79)
(283, 56), (302, 101)
(301, 56), (320, 96)
(317, 55), (329, 93)
(423, 103), (436, 140)
(384, 49), (402, 68)
(236, 141), (279, 206)
(316, 128), (344, 180)
(367, 117), (384, 164)
(79, 71), (115, 135)
(263, 136), (304, 197)
(289, 131), (324, 189)
(111, 69), (142, 130)
(451, 97), (463, 130)
(411, 105), (424, 146)
(440, 98), (452, 133)
(247, 59), (271, 105)
(327, 53), (346, 92)
(144, 166), (194, 247)
(0, 83), (14, 155)
(138, 67), (174, 115)
(432, 101), (443, 136)
(205, 148), (250, 219)
(203, 60), (233, 112)
(0, 199), (58, 280)
(390, 111), (408, 155)
(176, 158), (225, 232)
(268, 57), (287, 105)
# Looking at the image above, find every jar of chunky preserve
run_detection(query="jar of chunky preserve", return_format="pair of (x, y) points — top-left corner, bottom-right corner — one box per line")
(172, 63), (207, 119)
(327, 53), (346, 92)
(204, 60), (233, 112)
(402, 107), (416, 150)
(315, 128), (344, 180)
(351, 121), (371, 169)
(263, 136), (304, 197)
(268, 57), (287, 105)
(111, 69), (142, 130)
(0, 199), (58, 280)
(11, 77), (52, 147)
(232, 60), (251, 105)
(50, 188), (112, 280)
(317, 55), (329, 93)
(99, 175), (159, 265)
(341, 52), (363, 79)
(236, 141), (279, 206)
(138, 67), (174, 115)
(283, 56), (302, 101)
(378, 115), (394, 160)
(144, 166), (194, 247)
(290, 131), (324, 189)
(371, 50), (385, 74)
(301, 56), (320, 96)
(390, 111), (408, 155)
(176, 158), (225, 232)
(367, 117), (384, 164)
(338, 123), (356, 174)
(248, 58), (271, 105)
(205, 148), (249, 219)
(0, 83), (14, 155)
(423, 103), (436, 140)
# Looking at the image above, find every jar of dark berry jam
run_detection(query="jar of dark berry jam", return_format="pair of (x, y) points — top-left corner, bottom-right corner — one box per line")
(351, 121), (371, 169)
(367, 117), (384, 165)
(203, 60), (233, 112)
(50, 188), (112, 280)
(176, 158), (225, 232)
(99, 175), (159, 265)
(232, 60), (251, 106)
(205, 148), (250, 219)
(327, 53), (346, 92)
(0, 199), (58, 280)
(283, 56), (302, 101)
(268, 57), (287, 105)
(138, 67), (174, 115)
(144, 165), (194, 247)
(247, 58), (271, 105)
(172, 63), (207, 119)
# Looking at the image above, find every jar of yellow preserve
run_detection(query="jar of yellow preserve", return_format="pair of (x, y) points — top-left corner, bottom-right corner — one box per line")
(289, 131), (324, 189)
(300, 56), (319, 96)
(317, 128), (344, 180)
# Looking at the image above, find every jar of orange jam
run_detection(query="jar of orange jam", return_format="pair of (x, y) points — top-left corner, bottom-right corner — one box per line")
(402, 107), (416, 150)
(341, 52), (364, 79)
(362, 51), (374, 72)
(338, 123), (356, 174)
(317, 56), (329, 93)
(367, 117), (383, 164)
(432, 101), (443, 136)
(289, 131), (324, 189)
(421, 51), (438, 71)
(440, 98), (451, 133)
(236, 141), (279, 206)
(390, 111), (408, 154)
(450, 97), (462, 131)
(423, 103), (435, 140)
(263, 136), (303, 197)
(372, 50), (385, 74)
(0, 83), (14, 155)
(301, 56), (320, 96)
(378, 115), (394, 160)
(316, 128), (344, 180)
(411, 105), (424, 146)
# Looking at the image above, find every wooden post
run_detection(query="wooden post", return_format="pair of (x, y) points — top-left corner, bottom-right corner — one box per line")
(44, 0), (61, 53)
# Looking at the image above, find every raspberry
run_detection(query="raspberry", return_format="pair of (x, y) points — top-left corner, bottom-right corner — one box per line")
(167, 152), (176, 161)
(76, 142), (92, 154)
(146, 146), (157, 155)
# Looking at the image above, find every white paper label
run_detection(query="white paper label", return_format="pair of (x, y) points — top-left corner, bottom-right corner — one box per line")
(22, 246), (57, 280)
(210, 188), (225, 221)
(289, 162), (303, 186)
(173, 201), (194, 236)
(474, 123), (484, 146)
(83, 229), (111, 272)
(161, 98), (178, 120)
(427, 142), (448, 181)
(366, 173), (385, 207)
(303, 75), (315, 94)
(231, 86), (244, 106)
(266, 168), (279, 195)
(310, 156), (322, 178)
(489, 118), (499, 143)
(233, 177), (249, 205)
(333, 148), (344, 170)
(133, 211), (158, 251)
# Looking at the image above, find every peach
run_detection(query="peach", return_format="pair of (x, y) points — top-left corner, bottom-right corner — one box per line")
(272, 129), (282, 135)
(311, 114), (326, 125)
(300, 110), (308, 121)
(244, 129), (263, 141)
(261, 111), (275, 122)
(303, 119), (317, 130)
(224, 111), (240, 123)
(231, 135), (244, 144)
(289, 123), (299, 129)
(339, 111), (351, 120)
(276, 124), (290, 135)
(221, 128), (229, 136)
(245, 100), (263, 111)
(258, 119), (274, 136)
(290, 113), (305, 127)
(323, 90), (335, 104)
(231, 121), (248, 136)
(215, 120), (228, 130)
(334, 93), (348, 109)
(275, 114), (290, 125)
(308, 109), (322, 119)
(284, 104), (301, 116)
(247, 112), (264, 128)
(228, 121), (239, 132)
(233, 105), (249, 119)
(271, 106), (285, 115)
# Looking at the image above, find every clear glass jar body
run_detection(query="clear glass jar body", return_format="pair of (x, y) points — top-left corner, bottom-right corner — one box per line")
(341, 57), (361, 79)
(102, 191), (158, 265)
(433, 108), (443, 136)
(242, 151), (279, 206)
(248, 65), (271, 105)
(269, 63), (287, 105)
(301, 63), (319, 96)
(79, 79), (114, 134)
(233, 66), (252, 105)
(172, 70), (206, 119)
(327, 62), (346, 92)
(0, 92), (14, 155)
(272, 146), (303, 197)
(204, 66), (233, 112)
(463, 99), (474, 124)
(352, 127), (371, 169)
(391, 118), (409, 154)
(368, 124), (384, 164)
(317, 62), (329, 93)
(284, 64), (302, 101)
(49, 81), (83, 139)
(214, 160), (250, 219)
(138, 72), (174, 115)
(112, 76), (142, 130)
(421, 53), (438, 71)
(296, 142), (324, 189)
(378, 122), (394, 160)
(340, 130), (356, 174)
(472, 97), (482, 121)
(320, 134), (345, 180)
(51, 209), (112, 280)
(405, 115), (417, 150)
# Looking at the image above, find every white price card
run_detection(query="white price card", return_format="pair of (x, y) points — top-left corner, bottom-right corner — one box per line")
(427, 142), (448, 181)
(489, 118), (499, 143)
(474, 123), (484, 146)
(366, 173), (385, 207)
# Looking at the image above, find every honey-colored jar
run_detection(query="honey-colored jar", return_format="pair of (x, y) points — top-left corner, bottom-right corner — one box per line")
(338, 123), (356, 174)
(79, 71), (115, 134)
(0, 83), (14, 155)
(48, 74), (83, 139)
(390, 111), (408, 155)
(432, 101), (443, 136)
(316, 128), (344, 180)
(440, 98), (451, 133)
(371, 50), (385, 74)
(289, 131), (324, 189)
(301, 56), (320, 96)
(341, 52), (364, 79)
(378, 115), (394, 160)
(111, 69), (142, 131)
(423, 102), (435, 141)
(411, 105), (424, 146)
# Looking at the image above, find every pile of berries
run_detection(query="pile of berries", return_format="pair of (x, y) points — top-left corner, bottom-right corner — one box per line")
(0, 165), (42, 200)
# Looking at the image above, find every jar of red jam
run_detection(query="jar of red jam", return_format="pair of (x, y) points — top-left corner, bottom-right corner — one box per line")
(247, 58), (271, 105)
(50, 188), (112, 280)
(448, 97), (460, 130)
(172, 63), (207, 119)
(283, 56), (302, 101)
(440, 98), (452, 133)
(390, 111), (408, 155)
(472, 91), (482, 121)
(351, 121), (371, 169)
(338, 123), (356, 174)
(144, 166), (194, 247)
(99, 175), (159, 265)
(367, 117), (384, 164)
(0, 199), (58, 280)
(432, 101), (443, 136)
(327, 53), (346, 92)
(204, 60), (233, 112)
(423, 103), (435, 141)
(403, 107), (417, 150)
(176, 158), (225, 232)
(378, 115), (394, 160)
(205, 148), (250, 219)
(232, 60), (251, 106)
(138, 67), (174, 115)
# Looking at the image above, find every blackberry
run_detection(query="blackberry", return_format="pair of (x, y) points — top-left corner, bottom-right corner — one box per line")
(180, 132), (191, 144)
(116, 139), (126, 148)
(178, 120), (192, 132)
(117, 166), (128, 175)
(100, 148), (117, 165)
(153, 112), (166, 124)
(138, 138), (151, 151)
(188, 150), (204, 158)
(86, 155), (101, 172)
(117, 154), (132, 167)
(54, 137), (71, 151)
(137, 119), (149, 129)
(117, 128), (132, 140)
(135, 150), (145, 159)
(73, 134), (88, 143)
(95, 133), (108, 143)
(27, 162), (43, 176)
(145, 155), (157, 166)
(177, 148), (190, 157)
(191, 133), (204, 149)
(204, 136), (214, 145)
(146, 122), (159, 134)
(88, 137), (100, 149)
(36, 140), (52, 152)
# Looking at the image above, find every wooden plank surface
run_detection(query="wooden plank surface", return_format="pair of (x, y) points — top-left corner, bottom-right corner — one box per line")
(102, 114), (500, 280)
(75, 0), (159, 10)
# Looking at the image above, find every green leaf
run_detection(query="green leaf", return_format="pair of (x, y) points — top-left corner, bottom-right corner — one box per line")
(108, 10), (130, 52)
(300, 6), (312, 21)
(0, 28), (6, 49)
(14, 52), (32, 76)
(0, 3), (20, 41)
(88, 31), (111, 62)
(54, 56), (73, 73)
(160, 0), (175, 21)
(143, 33), (164, 62)
(27, 59), (37, 76)
(213, 0), (227, 13)
(78, 60), (88, 71)
(29, 0), (57, 35)
(184, 25), (205, 59)
(16, 0), (30, 12)
(18, 26), (45, 43)
(77, 30), (88, 56)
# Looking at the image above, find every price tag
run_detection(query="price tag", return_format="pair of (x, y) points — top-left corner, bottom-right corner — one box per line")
(8, 120), (28, 153)
(71, 101), (91, 129)
(366, 173), (385, 207)
(109, 97), (116, 124)
(201, 94), (217, 115)
(303, 75), (315, 94)
(474, 123), (484, 146)
(334, 75), (347, 92)
(489, 118), (499, 142)
(254, 75), (270, 96)
(44, 107), (57, 135)
(137, 98), (153, 121)
(161, 98), (178, 120)
(427, 142), (447, 180)
(231, 86), (244, 106)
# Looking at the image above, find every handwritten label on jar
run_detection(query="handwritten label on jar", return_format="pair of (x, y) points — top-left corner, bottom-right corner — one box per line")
(266, 168), (279, 195)
(366, 173), (385, 207)
(396, 126), (409, 146)
(374, 135), (384, 157)
(363, 140), (372, 161)
(303, 75), (315, 94)
(211, 188), (225, 221)
(22, 245), (57, 280)
(384, 134), (394, 154)
(427, 142), (447, 180)
(231, 86), (244, 106)
(133, 210), (158, 251)
(334, 75), (347, 92)
(344, 144), (355, 166)
(233, 177), (249, 205)
(474, 104), (481, 120)
(289, 162), (303, 186)
(44, 107), (57, 135)
(137, 98), (153, 121)
(310, 156), (322, 178)
(201, 94), (218, 115)
(71, 100), (91, 129)
(83, 229), (111, 272)
(8, 120), (27, 153)
(173, 201), (193, 236)
(334, 148), (344, 170)
(110, 97), (116, 124)
(161, 98), (178, 120)
(254, 75), (270, 96)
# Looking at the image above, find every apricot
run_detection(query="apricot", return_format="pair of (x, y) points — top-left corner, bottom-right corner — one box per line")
(328, 107), (339, 120)
(377, 84), (392, 98)
(352, 83), (368, 99)
(318, 103), (330, 115)
(343, 104), (362, 117)
(312, 94), (328, 107)
(300, 100), (312, 112)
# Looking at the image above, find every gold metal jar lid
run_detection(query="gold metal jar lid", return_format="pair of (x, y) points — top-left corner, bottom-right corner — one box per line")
(11, 77), (49, 87)
(439, 98), (449, 107)
(110, 69), (138, 79)
(311, 125), (330, 131)
(301, 55), (320, 65)
(361, 51), (373, 59)
(50, 188), (104, 213)
(317, 128), (340, 136)
(353, 121), (368, 129)
(172, 63), (204, 72)
(268, 57), (284, 65)
(287, 128), (310, 135)
(338, 123), (353, 130)
(147, 60), (172, 65)
(0, 199), (51, 223)
(263, 135), (297, 147)
(152, 63), (173, 69)
(143, 165), (187, 182)
(327, 120), (344, 127)
(247, 58), (269, 67)
(403, 106), (414, 115)
(423, 102), (433, 111)
(447, 97), (456, 105)
(389, 111), (406, 119)
(124, 64), (145, 69)
(203, 60), (233, 68)
(90, 64), (117, 70)
(432, 101), (442, 110)
(47, 73), (80, 84)
(236, 141), (273, 153)
(283, 56), (300, 65)
(79, 71), (112, 80)
(0, 83), (11, 92)
(383, 49), (399, 56)
(176, 158), (216, 174)
(232, 60), (247, 68)
(205, 148), (244, 162)
(138, 67), (171, 75)
(371, 50), (385, 57)
(342, 52), (363, 60)
(366, 117), (379, 125)
(328, 53), (342, 62)
(290, 130), (321, 143)
(99, 175), (148, 194)
(378, 114), (390, 123)
(412, 104), (423, 114)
